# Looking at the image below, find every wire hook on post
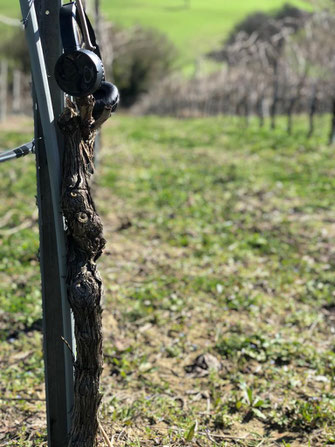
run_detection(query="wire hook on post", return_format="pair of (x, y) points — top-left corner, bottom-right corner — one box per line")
(75, 0), (96, 51)
(21, 0), (35, 28)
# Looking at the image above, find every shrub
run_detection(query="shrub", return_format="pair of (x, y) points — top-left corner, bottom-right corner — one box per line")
(0, 30), (30, 72)
(227, 3), (307, 45)
(0, 24), (177, 108)
(109, 26), (177, 107)
(209, 3), (309, 62)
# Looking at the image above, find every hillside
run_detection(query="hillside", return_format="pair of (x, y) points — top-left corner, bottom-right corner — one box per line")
(0, 0), (310, 66)
(101, 0), (310, 65)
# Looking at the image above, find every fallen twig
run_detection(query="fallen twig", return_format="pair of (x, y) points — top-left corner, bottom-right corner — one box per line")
(98, 419), (113, 447)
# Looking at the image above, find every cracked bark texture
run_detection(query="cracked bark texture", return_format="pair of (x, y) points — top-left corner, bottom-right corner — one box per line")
(58, 96), (106, 447)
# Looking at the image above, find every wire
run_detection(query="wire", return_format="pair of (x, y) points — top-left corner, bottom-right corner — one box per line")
(0, 140), (34, 163)
(21, 0), (35, 28)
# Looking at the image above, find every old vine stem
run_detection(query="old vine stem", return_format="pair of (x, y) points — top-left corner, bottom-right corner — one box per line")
(59, 95), (109, 447)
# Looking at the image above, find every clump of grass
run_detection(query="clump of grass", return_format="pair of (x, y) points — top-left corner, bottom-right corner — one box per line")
(216, 332), (316, 366)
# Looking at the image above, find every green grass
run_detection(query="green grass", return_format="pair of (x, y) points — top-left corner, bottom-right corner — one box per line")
(0, 0), (310, 68)
(101, 0), (310, 66)
(0, 0), (21, 18)
(1, 114), (335, 445)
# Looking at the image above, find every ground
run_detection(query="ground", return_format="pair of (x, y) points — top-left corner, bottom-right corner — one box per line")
(1, 115), (335, 446)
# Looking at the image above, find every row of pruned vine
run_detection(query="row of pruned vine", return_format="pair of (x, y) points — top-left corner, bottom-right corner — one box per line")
(136, 10), (335, 142)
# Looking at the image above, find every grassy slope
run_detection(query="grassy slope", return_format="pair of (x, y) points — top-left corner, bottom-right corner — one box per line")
(0, 0), (20, 18)
(1, 115), (335, 446)
(101, 0), (309, 64)
(0, 0), (310, 65)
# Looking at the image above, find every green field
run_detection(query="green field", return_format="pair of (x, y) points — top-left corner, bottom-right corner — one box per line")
(101, 0), (309, 65)
(0, 0), (310, 66)
(1, 115), (335, 445)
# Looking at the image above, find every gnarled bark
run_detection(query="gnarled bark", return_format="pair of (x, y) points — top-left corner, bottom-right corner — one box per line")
(58, 96), (106, 447)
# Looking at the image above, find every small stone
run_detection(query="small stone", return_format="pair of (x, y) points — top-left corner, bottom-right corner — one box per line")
(185, 353), (222, 377)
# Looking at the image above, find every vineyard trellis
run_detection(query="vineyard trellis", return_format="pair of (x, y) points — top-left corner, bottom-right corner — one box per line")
(0, 0), (113, 446)
(19, 0), (75, 444)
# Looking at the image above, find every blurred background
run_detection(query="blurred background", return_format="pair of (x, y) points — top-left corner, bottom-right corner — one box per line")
(1, 0), (334, 137)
